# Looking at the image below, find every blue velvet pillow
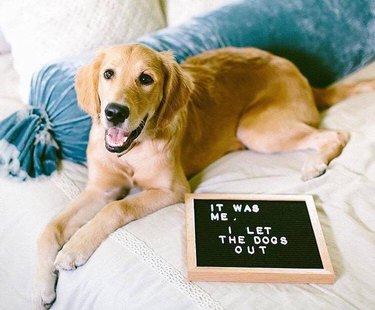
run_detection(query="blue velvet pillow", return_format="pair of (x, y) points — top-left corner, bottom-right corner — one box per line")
(1, 0), (374, 179)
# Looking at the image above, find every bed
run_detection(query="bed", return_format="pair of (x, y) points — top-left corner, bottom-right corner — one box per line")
(1, 49), (375, 310)
(1, 2), (375, 309)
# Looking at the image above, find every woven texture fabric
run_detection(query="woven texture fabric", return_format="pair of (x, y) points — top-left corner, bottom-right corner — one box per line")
(1, 0), (375, 179)
(0, 0), (165, 101)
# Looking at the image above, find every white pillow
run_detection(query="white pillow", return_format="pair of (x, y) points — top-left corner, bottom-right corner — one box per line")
(164, 0), (237, 26)
(0, 0), (166, 101)
(0, 30), (10, 54)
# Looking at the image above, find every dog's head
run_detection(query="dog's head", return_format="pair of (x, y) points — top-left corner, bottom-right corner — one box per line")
(75, 44), (193, 154)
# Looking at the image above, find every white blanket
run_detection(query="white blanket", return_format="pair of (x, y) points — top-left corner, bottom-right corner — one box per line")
(0, 53), (374, 309)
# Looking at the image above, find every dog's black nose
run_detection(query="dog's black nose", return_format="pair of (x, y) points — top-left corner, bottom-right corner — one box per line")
(105, 103), (130, 125)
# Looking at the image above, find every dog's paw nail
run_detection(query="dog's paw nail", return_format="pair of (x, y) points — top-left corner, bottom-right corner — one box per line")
(302, 162), (327, 181)
(33, 287), (56, 310)
(33, 296), (56, 310)
(54, 252), (77, 271)
(54, 249), (88, 271)
(43, 301), (55, 309)
(55, 261), (77, 271)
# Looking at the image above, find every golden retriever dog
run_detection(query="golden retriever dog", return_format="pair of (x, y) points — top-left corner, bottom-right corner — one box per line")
(33, 44), (375, 308)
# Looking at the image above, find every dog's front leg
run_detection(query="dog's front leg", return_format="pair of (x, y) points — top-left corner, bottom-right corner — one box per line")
(54, 187), (185, 271)
(33, 186), (126, 309)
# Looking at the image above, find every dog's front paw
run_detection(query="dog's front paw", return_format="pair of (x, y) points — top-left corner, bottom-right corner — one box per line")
(32, 270), (58, 310)
(54, 243), (90, 271)
(54, 228), (98, 271)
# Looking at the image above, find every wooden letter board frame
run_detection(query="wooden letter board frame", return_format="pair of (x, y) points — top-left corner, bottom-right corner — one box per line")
(185, 193), (335, 284)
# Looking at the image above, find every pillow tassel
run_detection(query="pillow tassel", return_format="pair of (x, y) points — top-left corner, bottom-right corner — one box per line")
(0, 107), (59, 180)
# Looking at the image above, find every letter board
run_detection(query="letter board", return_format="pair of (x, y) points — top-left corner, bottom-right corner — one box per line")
(185, 193), (335, 284)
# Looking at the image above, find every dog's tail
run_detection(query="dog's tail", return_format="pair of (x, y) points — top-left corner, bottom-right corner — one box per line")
(313, 79), (375, 109)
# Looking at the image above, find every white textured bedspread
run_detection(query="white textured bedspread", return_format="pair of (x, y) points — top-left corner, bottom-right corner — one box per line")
(0, 54), (374, 310)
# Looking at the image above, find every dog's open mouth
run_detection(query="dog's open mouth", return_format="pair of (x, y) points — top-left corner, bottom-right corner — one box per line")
(105, 115), (148, 154)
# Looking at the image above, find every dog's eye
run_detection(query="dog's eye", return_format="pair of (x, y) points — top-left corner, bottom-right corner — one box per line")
(139, 73), (154, 85)
(104, 69), (114, 80)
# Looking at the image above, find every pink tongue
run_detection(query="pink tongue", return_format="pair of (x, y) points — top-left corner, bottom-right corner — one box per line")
(106, 128), (127, 146)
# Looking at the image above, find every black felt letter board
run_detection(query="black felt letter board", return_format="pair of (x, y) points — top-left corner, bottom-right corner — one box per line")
(186, 194), (335, 284)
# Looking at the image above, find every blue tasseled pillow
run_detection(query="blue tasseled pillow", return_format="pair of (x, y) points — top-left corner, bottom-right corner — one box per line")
(0, 56), (92, 178)
(1, 0), (374, 179)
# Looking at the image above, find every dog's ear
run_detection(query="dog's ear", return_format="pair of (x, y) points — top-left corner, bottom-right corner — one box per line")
(157, 51), (193, 128)
(75, 53), (104, 118)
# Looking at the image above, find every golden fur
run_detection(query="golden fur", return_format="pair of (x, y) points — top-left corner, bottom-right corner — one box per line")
(33, 44), (375, 309)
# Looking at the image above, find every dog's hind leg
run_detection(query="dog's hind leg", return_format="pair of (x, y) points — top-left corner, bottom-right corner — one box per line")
(237, 113), (349, 180)
(295, 128), (349, 180)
